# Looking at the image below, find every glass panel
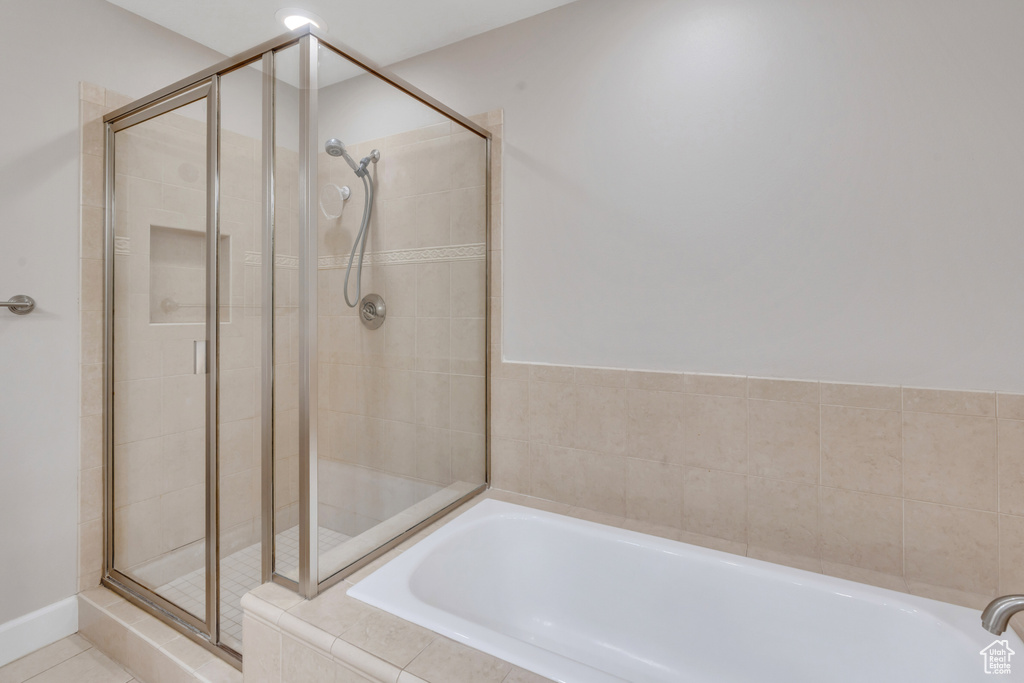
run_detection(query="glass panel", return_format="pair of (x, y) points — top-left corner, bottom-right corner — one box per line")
(273, 43), (302, 581)
(314, 43), (488, 582)
(112, 98), (209, 621)
(217, 62), (265, 652)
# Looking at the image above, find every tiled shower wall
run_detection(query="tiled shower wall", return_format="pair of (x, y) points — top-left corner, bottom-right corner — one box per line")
(79, 84), (265, 583)
(315, 122), (487, 535)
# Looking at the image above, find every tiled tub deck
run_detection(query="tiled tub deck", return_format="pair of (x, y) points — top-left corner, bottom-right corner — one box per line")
(238, 488), (1024, 683)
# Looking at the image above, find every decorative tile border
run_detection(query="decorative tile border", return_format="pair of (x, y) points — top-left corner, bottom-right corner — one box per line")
(318, 243), (485, 269)
(241, 244), (486, 270)
(243, 252), (299, 269)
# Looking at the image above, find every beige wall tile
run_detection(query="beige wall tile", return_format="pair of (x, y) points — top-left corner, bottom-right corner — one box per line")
(339, 609), (436, 669)
(386, 121), (451, 148)
(80, 82), (105, 106)
(82, 258), (104, 312)
(820, 488), (902, 575)
(625, 370), (686, 393)
(490, 359), (529, 381)
(997, 393), (1024, 420)
(451, 186), (486, 246)
(905, 581), (992, 610)
(747, 477), (819, 560)
(281, 635), (335, 683)
(406, 637), (511, 683)
(451, 431), (486, 484)
(574, 366), (627, 388)
(81, 414), (103, 471)
(905, 501), (998, 596)
(903, 412), (997, 510)
(821, 562), (909, 593)
(576, 451), (628, 517)
(382, 264), (417, 317)
(415, 426), (451, 483)
(625, 459), (684, 528)
(383, 193), (451, 250)
(820, 382), (901, 411)
(415, 318), (450, 373)
(82, 153), (105, 208)
(748, 400), (820, 484)
(529, 364), (574, 383)
(748, 377), (818, 404)
(529, 380), (575, 447)
(490, 378), (528, 440)
(451, 260), (485, 318)
(683, 468), (747, 543)
(490, 438), (530, 493)
(451, 131), (487, 190)
(626, 389), (686, 465)
(81, 311), (104, 365)
(450, 374), (485, 435)
(682, 373), (747, 398)
(79, 518), (103, 579)
(999, 419), (1024, 515)
(820, 406), (901, 496)
(683, 394), (747, 473)
(414, 373), (450, 429)
(80, 466), (103, 523)
(999, 514), (1024, 594)
(746, 546), (821, 573)
(575, 385), (628, 455)
(903, 387), (996, 417)
(530, 444), (579, 507)
(81, 362), (104, 419)
(81, 205), (105, 261)
(416, 263), (451, 318)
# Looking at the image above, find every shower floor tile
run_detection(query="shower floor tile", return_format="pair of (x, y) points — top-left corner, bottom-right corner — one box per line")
(157, 526), (350, 647)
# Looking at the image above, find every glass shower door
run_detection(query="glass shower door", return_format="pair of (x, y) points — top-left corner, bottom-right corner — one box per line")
(107, 84), (218, 636)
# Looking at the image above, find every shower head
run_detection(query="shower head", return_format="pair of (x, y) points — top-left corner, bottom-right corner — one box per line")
(325, 138), (360, 173)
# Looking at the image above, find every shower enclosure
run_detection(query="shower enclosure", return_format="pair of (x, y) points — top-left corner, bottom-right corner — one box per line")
(101, 26), (490, 663)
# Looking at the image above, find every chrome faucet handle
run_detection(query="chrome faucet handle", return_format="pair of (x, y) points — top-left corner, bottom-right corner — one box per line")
(1, 295), (35, 315)
(982, 595), (1024, 634)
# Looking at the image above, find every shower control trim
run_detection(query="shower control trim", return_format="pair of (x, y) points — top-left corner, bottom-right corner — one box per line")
(360, 294), (386, 330)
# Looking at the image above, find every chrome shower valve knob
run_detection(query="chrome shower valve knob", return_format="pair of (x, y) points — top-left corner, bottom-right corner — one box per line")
(359, 293), (386, 329)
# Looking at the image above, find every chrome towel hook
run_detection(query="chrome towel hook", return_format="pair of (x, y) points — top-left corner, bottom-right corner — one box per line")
(1, 295), (35, 315)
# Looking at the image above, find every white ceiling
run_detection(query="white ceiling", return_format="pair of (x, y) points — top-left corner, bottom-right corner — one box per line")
(105, 0), (577, 68)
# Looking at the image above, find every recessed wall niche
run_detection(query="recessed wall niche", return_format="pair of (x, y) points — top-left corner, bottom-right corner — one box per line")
(149, 225), (230, 324)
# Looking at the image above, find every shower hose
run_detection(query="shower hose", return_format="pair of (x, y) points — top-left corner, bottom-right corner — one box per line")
(343, 173), (374, 308)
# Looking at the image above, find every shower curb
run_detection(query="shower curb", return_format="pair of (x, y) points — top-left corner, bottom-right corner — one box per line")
(78, 587), (241, 683)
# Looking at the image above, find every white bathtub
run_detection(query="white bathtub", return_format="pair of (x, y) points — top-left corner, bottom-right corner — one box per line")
(349, 499), (1023, 682)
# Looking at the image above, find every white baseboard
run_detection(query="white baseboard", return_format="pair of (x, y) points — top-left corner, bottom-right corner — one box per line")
(0, 597), (78, 668)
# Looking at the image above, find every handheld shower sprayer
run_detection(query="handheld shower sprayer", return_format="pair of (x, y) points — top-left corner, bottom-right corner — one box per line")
(325, 137), (381, 312)
(325, 139), (379, 178)
(325, 138), (359, 173)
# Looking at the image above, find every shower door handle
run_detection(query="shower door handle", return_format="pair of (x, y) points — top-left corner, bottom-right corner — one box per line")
(194, 340), (207, 374)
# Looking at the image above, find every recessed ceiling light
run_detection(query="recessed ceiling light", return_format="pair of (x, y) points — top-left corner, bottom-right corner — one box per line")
(275, 8), (328, 32)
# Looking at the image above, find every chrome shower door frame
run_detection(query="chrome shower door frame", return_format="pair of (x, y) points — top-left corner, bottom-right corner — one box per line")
(100, 24), (493, 665)
(101, 79), (226, 654)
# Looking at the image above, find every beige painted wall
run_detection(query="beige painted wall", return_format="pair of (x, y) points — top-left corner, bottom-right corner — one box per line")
(390, 0), (1024, 393)
(0, 0), (223, 626)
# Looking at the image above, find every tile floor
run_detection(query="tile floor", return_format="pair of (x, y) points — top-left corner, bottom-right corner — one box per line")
(0, 634), (133, 683)
(157, 525), (349, 647)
